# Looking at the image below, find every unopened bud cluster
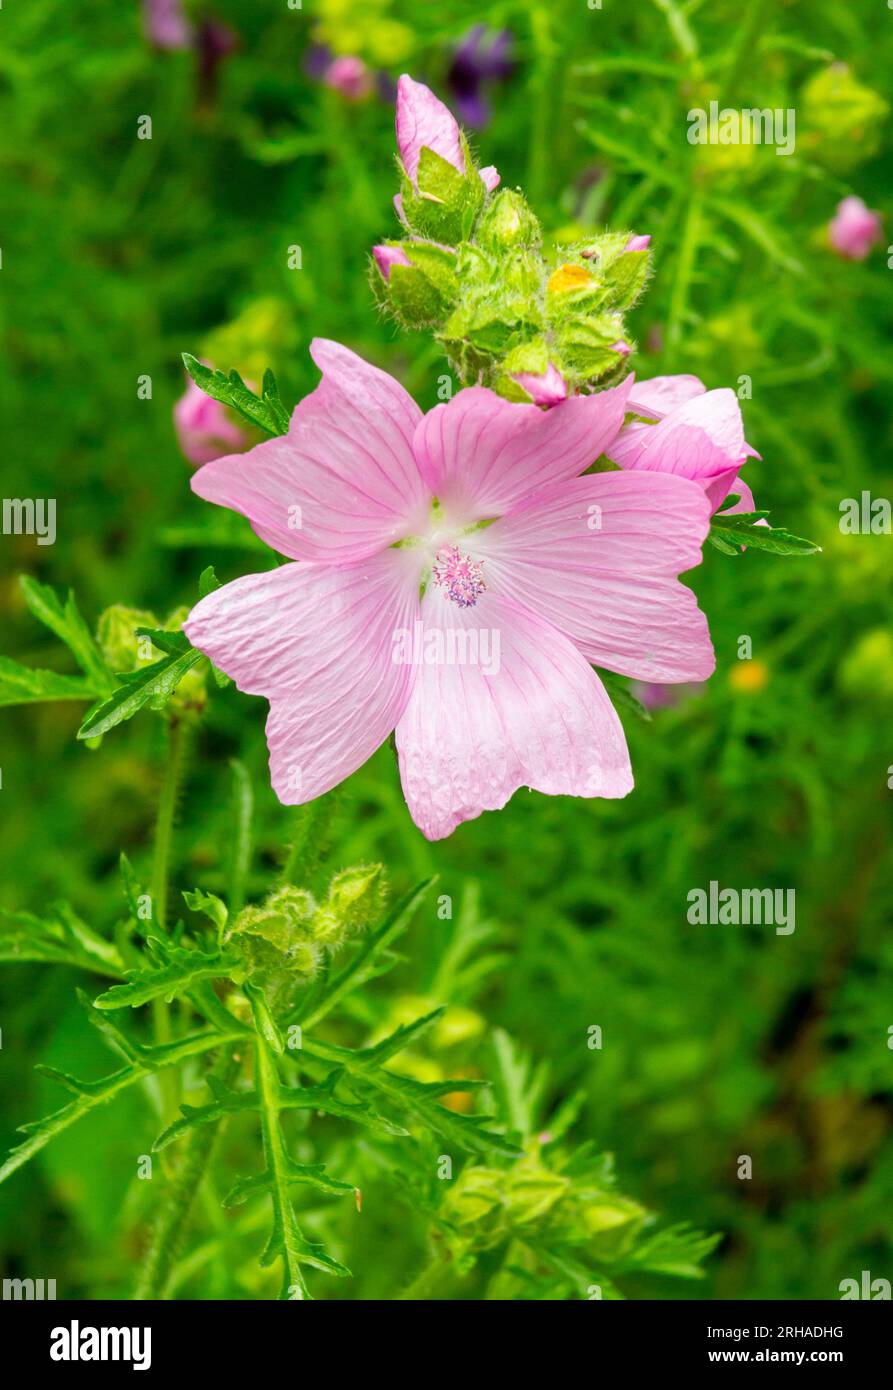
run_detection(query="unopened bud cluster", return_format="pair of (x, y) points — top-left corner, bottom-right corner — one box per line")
(371, 77), (652, 404)
(229, 865), (386, 1008)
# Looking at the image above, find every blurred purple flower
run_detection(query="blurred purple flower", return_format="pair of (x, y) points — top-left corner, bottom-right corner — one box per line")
(828, 196), (883, 261)
(142, 0), (192, 51)
(632, 681), (706, 712)
(446, 26), (514, 127)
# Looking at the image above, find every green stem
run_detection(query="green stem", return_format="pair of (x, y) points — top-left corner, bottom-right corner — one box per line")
(151, 718), (189, 934)
(134, 1045), (237, 1300)
(280, 791), (338, 889)
(253, 1017), (309, 1300)
(398, 1255), (457, 1301)
(666, 190), (703, 358)
(150, 718), (190, 1121)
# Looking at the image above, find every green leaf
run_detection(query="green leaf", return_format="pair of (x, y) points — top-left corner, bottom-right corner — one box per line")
(181, 354), (289, 437)
(299, 1015), (521, 1160)
(0, 1025), (240, 1187)
(182, 888), (228, 937)
(19, 577), (113, 693)
(76, 646), (204, 739)
(133, 626), (189, 656)
(0, 656), (99, 707)
(710, 513), (822, 555)
(93, 942), (239, 1010)
(0, 904), (124, 976)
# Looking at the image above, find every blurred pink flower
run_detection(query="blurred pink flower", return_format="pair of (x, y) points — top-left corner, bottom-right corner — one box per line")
(511, 363), (569, 407)
(142, 0), (192, 50)
(325, 55), (373, 102)
(174, 374), (251, 468)
(184, 341), (715, 839)
(632, 680), (706, 712)
(624, 234), (651, 252)
(828, 196), (883, 261)
(607, 375), (760, 514)
(396, 75), (500, 193)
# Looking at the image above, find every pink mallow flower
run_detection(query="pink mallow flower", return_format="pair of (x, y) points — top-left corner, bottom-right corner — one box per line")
(396, 74), (500, 194)
(828, 196), (883, 261)
(184, 341), (715, 840)
(174, 375), (251, 468)
(606, 374), (760, 515)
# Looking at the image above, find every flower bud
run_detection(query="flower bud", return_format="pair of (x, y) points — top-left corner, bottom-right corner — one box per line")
(801, 64), (889, 172)
(476, 190), (541, 252)
(316, 863), (386, 942)
(372, 241), (459, 329)
(96, 605), (160, 672)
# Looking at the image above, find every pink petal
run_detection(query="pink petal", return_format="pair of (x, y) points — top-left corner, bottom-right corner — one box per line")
(479, 165), (501, 191)
(190, 338), (430, 564)
(607, 374), (705, 469)
(395, 588), (632, 840)
(396, 75), (464, 186)
(623, 388), (747, 486)
(627, 374), (705, 420)
(624, 234), (651, 252)
(184, 550), (422, 804)
(473, 471), (715, 683)
(412, 377), (633, 525)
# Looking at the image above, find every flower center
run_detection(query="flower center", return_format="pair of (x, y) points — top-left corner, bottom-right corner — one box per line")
(431, 545), (486, 608)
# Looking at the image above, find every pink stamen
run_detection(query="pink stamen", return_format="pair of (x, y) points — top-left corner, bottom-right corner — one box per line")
(432, 545), (487, 608)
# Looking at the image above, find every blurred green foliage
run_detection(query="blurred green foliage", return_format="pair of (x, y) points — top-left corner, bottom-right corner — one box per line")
(1, 0), (892, 1300)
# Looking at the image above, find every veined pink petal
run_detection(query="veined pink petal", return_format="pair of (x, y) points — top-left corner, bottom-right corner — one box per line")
(479, 165), (500, 191)
(184, 550), (422, 804)
(395, 587), (632, 840)
(190, 338), (430, 564)
(628, 374), (705, 420)
(413, 376), (634, 524)
(396, 74), (464, 186)
(473, 471), (715, 683)
(621, 388), (748, 486)
(607, 373), (705, 470)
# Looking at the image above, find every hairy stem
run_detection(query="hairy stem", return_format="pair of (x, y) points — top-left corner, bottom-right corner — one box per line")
(280, 790), (338, 889)
(134, 1045), (236, 1301)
